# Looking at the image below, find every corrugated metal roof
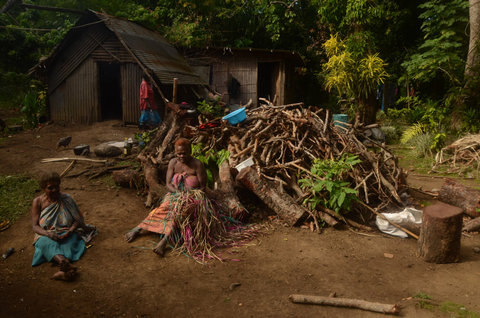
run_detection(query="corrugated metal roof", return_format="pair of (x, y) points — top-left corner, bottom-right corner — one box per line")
(96, 12), (205, 85)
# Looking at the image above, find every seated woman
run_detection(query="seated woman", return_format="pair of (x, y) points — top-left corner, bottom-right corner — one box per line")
(31, 172), (96, 281)
(125, 138), (207, 256)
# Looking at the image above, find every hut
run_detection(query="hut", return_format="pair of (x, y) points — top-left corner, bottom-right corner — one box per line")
(34, 10), (205, 124)
(181, 47), (303, 107)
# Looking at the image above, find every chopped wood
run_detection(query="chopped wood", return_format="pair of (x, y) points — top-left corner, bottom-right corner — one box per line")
(218, 161), (247, 220)
(236, 167), (305, 226)
(138, 101), (406, 232)
(463, 217), (480, 232)
(112, 169), (143, 189)
(289, 294), (400, 315)
(438, 178), (480, 218)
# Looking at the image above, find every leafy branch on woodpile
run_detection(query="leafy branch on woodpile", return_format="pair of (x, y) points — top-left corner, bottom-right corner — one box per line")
(299, 154), (361, 214)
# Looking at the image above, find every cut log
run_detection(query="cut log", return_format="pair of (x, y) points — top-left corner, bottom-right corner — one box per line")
(112, 169), (143, 189)
(463, 217), (480, 232)
(218, 161), (247, 220)
(417, 202), (463, 263)
(289, 294), (399, 315)
(438, 178), (480, 218)
(137, 156), (165, 206)
(236, 167), (305, 226)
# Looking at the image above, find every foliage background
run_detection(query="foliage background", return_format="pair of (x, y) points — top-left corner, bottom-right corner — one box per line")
(0, 0), (477, 135)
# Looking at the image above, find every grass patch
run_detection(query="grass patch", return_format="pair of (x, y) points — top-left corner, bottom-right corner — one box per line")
(0, 175), (38, 223)
(440, 302), (479, 318)
(115, 158), (140, 169)
(413, 292), (432, 300)
(412, 294), (479, 317)
(95, 174), (119, 189)
(389, 146), (436, 174)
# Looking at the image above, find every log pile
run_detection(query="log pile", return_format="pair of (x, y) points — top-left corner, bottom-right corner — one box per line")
(138, 103), (407, 230)
(433, 134), (480, 176)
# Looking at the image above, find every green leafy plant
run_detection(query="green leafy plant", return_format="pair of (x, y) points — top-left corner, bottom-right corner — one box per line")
(299, 154), (361, 214)
(134, 128), (158, 147)
(197, 98), (223, 119)
(191, 143), (229, 188)
(430, 133), (446, 152)
(20, 86), (46, 129)
(400, 123), (427, 145)
(0, 175), (38, 223)
(380, 126), (400, 144)
(402, 0), (468, 86)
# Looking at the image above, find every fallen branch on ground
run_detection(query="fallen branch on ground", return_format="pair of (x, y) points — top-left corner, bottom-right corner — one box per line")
(42, 157), (107, 163)
(289, 294), (400, 315)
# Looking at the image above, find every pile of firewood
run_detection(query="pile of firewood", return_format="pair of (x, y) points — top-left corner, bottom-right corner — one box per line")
(137, 102), (407, 230)
(433, 134), (480, 176)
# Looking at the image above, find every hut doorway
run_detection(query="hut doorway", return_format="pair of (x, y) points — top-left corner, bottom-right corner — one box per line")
(258, 62), (279, 103)
(99, 62), (122, 120)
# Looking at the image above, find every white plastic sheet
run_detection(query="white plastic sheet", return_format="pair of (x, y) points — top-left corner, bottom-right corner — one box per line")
(375, 207), (423, 238)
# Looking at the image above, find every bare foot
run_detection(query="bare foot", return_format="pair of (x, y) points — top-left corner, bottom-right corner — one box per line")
(153, 239), (167, 257)
(51, 269), (77, 281)
(125, 229), (140, 243)
(59, 259), (76, 273)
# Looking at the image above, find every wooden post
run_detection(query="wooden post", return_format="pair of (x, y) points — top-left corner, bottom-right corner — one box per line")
(417, 202), (463, 263)
(173, 78), (178, 104)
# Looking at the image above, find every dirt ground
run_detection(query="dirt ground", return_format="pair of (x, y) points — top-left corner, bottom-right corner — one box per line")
(0, 120), (479, 318)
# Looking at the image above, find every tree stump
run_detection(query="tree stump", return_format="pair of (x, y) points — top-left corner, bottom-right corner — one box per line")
(112, 169), (143, 189)
(417, 202), (463, 263)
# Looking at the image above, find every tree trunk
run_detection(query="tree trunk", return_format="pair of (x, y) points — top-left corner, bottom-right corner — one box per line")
(465, 0), (480, 81)
(358, 94), (377, 125)
(438, 178), (480, 218)
(236, 167), (305, 226)
(417, 202), (463, 263)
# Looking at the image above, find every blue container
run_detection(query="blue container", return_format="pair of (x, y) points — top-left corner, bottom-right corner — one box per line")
(222, 107), (247, 125)
(332, 114), (349, 129)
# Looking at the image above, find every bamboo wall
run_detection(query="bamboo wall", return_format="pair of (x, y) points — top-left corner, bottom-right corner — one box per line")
(209, 57), (287, 107)
(121, 63), (143, 124)
(50, 59), (99, 124)
(212, 58), (258, 106)
(48, 25), (110, 94)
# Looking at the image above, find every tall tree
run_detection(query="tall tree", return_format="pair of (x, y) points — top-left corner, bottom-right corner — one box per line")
(465, 0), (480, 82)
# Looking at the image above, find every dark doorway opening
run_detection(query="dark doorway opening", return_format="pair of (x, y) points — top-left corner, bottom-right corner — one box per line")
(99, 63), (122, 120)
(258, 62), (278, 102)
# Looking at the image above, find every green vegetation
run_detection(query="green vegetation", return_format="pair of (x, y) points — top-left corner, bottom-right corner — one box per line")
(191, 143), (229, 188)
(0, 175), (38, 223)
(440, 302), (479, 318)
(299, 154), (361, 214)
(0, 0), (479, 150)
(20, 84), (47, 129)
(389, 146), (435, 175)
(413, 294), (479, 318)
(134, 128), (158, 147)
(197, 98), (223, 119)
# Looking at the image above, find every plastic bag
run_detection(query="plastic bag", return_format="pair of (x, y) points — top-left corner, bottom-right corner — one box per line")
(375, 207), (423, 238)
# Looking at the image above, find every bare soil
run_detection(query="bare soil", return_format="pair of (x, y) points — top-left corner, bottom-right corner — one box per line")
(1, 120), (479, 318)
